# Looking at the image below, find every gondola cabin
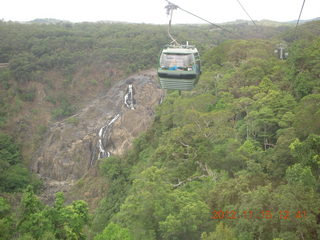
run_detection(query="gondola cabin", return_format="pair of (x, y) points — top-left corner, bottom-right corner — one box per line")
(157, 44), (201, 91)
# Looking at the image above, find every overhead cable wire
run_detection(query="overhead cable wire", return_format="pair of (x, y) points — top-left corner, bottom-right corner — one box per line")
(295, 0), (306, 37)
(165, 0), (239, 37)
(235, 0), (256, 26)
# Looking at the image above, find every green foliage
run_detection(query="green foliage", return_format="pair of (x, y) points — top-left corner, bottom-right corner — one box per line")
(51, 97), (76, 120)
(92, 156), (131, 232)
(1, 19), (320, 240)
(0, 134), (38, 192)
(110, 167), (210, 240)
(0, 197), (10, 217)
(0, 133), (22, 165)
(293, 94), (320, 139)
(289, 134), (320, 181)
(9, 52), (38, 82)
(17, 188), (89, 240)
(20, 186), (43, 216)
(287, 38), (320, 98)
(286, 163), (316, 189)
(94, 222), (133, 240)
(114, 167), (171, 240)
(0, 197), (13, 240)
(201, 223), (237, 240)
(0, 68), (11, 90)
(94, 26), (320, 239)
(159, 190), (210, 240)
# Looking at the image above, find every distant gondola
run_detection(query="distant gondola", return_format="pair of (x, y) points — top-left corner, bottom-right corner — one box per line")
(157, 44), (201, 91)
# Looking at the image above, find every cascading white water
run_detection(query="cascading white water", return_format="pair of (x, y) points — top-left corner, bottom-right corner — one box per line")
(97, 114), (120, 159)
(124, 84), (135, 110)
(97, 84), (136, 160)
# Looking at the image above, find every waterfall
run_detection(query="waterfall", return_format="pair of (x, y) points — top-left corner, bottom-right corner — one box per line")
(124, 84), (135, 110)
(97, 114), (120, 159)
(96, 84), (136, 160)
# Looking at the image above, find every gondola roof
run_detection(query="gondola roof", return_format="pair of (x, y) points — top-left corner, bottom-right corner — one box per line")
(162, 45), (199, 54)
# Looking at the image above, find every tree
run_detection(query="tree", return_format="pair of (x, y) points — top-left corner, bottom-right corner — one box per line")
(0, 197), (13, 240)
(201, 223), (237, 240)
(236, 184), (274, 240)
(289, 134), (320, 178)
(271, 184), (320, 240)
(286, 163), (316, 189)
(293, 94), (320, 139)
(114, 167), (172, 240)
(18, 189), (89, 240)
(94, 222), (132, 240)
(244, 90), (296, 148)
(0, 134), (38, 192)
(0, 133), (22, 165)
(18, 186), (52, 239)
(92, 156), (131, 233)
(159, 190), (210, 240)
(288, 38), (320, 98)
(50, 192), (89, 240)
(9, 52), (38, 82)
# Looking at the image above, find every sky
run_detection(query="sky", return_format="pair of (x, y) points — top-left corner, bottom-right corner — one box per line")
(1, 0), (319, 24)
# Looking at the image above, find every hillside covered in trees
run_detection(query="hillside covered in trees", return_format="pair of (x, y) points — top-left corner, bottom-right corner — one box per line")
(0, 19), (320, 239)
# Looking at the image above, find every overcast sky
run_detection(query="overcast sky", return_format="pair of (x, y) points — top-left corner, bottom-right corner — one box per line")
(1, 0), (319, 24)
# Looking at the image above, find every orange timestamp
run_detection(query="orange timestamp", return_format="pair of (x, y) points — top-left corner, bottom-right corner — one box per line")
(211, 210), (307, 220)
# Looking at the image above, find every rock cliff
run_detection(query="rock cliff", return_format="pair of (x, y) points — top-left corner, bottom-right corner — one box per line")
(32, 70), (164, 201)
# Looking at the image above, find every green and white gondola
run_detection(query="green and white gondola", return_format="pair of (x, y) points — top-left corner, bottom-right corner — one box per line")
(157, 44), (201, 91)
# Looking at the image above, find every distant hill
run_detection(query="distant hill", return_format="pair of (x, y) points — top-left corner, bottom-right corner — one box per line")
(286, 17), (320, 24)
(26, 17), (320, 26)
(224, 17), (320, 27)
(29, 18), (71, 24)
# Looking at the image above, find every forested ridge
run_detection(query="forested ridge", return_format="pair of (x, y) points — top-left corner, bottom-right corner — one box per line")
(0, 19), (320, 239)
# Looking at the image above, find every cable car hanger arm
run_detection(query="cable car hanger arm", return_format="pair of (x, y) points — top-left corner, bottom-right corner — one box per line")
(165, 1), (180, 45)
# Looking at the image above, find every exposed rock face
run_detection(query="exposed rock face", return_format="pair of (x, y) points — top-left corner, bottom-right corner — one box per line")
(32, 70), (164, 198)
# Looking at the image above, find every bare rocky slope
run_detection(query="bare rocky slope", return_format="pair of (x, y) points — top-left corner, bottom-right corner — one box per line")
(32, 69), (164, 203)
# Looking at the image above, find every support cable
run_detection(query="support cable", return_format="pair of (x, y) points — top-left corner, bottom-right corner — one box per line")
(165, 0), (238, 37)
(295, 0), (306, 37)
(235, 0), (256, 26)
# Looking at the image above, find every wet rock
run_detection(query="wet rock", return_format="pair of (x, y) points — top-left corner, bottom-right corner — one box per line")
(32, 70), (164, 199)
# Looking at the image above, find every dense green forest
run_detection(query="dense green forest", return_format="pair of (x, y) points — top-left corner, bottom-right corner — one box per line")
(0, 19), (320, 239)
